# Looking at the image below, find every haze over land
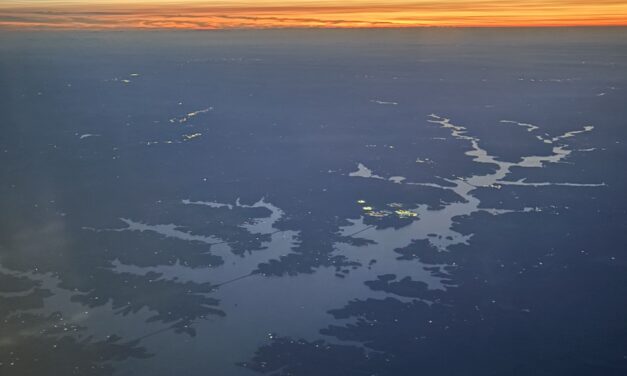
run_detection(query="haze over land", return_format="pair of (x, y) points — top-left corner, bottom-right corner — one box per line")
(1, 27), (627, 375)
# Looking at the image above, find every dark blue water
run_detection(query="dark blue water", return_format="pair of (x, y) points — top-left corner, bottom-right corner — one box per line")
(1, 28), (626, 376)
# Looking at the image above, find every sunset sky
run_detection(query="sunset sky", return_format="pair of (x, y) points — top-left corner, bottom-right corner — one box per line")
(1, 1), (626, 29)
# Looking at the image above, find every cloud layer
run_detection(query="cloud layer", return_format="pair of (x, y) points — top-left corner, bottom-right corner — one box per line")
(1, 1), (626, 29)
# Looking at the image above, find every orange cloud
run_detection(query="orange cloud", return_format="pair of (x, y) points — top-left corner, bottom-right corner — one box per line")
(1, 1), (626, 29)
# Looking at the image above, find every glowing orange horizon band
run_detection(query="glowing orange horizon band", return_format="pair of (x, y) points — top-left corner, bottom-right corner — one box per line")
(1, 1), (627, 29)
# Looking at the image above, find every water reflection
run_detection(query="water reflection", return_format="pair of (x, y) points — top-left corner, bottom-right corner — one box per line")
(0, 269), (150, 375)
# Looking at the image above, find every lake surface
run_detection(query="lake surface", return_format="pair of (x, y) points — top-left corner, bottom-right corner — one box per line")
(1, 28), (626, 375)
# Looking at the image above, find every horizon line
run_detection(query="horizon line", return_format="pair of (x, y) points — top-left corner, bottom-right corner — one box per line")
(3, 24), (627, 31)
